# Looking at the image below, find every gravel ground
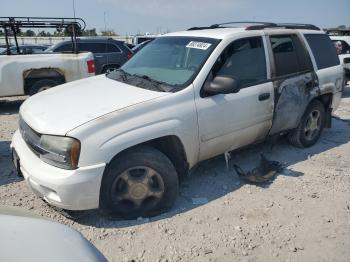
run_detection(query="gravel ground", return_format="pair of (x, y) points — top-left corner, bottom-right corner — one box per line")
(1, 89), (350, 262)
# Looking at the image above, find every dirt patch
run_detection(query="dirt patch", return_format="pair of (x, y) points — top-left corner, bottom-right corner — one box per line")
(1, 91), (350, 262)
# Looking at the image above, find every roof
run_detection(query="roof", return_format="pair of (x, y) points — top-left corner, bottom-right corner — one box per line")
(56, 37), (124, 44)
(164, 27), (246, 39)
(164, 27), (323, 40)
(164, 22), (322, 39)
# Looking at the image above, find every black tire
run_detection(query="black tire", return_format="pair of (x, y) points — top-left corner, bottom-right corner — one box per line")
(287, 100), (325, 148)
(99, 146), (179, 219)
(29, 79), (60, 95)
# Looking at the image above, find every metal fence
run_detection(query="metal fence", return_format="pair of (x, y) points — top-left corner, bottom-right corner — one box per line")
(0, 36), (134, 46)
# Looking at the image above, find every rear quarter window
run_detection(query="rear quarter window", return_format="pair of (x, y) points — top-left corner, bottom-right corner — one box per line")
(107, 44), (122, 53)
(304, 34), (340, 69)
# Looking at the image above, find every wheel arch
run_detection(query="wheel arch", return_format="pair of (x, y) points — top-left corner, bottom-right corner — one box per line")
(315, 93), (333, 128)
(105, 135), (189, 180)
(23, 68), (66, 95)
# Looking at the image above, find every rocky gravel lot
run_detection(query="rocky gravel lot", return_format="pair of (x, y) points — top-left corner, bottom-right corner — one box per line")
(1, 89), (350, 262)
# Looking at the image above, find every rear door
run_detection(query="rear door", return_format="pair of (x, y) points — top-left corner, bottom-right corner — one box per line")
(106, 43), (125, 69)
(267, 33), (318, 135)
(303, 34), (344, 109)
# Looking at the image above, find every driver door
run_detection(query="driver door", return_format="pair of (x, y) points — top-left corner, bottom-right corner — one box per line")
(195, 36), (274, 161)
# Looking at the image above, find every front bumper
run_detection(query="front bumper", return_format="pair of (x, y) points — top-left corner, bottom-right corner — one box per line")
(11, 130), (106, 210)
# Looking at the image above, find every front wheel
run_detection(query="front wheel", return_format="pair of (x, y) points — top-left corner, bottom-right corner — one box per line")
(99, 146), (179, 219)
(287, 100), (325, 148)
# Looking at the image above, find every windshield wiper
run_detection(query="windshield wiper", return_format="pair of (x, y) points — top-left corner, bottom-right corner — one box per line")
(132, 74), (168, 92)
(106, 68), (130, 82)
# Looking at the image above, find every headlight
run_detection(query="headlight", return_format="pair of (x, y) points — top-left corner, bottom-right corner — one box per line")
(38, 135), (80, 170)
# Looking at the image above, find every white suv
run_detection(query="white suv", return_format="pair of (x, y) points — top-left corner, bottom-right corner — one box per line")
(328, 29), (350, 83)
(11, 22), (344, 218)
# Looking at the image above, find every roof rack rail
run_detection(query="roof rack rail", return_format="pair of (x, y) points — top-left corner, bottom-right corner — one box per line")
(272, 23), (320, 31)
(0, 17), (86, 31)
(0, 17), (86, 55)
(187, 21), (275, 31)
(187, 21), (320, 31)
(212, 21), (277, 29)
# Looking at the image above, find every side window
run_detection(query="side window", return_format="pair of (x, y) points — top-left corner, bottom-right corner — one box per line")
(214, 36), (267, 87)
(54, 43), (73, 52)
(107, 44), (121, 53)
(78, 43), (107, 53)
(304, 34), (340, 69)
(270, 35), (298, 76)
(332, 40), (350, 55)
(270, 34), (313, 77)
(32, 47), (46, 53)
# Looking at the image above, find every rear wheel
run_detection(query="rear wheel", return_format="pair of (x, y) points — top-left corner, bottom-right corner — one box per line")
(29, 79), (61, 95)
(287, 100), (325, 148)
(99, 146), (178, 219)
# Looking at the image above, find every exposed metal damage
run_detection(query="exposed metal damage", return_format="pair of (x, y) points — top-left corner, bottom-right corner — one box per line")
(269, 72), (320, 135)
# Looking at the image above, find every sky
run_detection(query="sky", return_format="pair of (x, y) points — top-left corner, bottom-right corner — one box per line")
(1, 0), (350, 35)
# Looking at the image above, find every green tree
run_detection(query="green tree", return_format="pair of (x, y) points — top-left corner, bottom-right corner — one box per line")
(37, 30), (47, 37)
(25, 30), (36, 37)
(101, 30), (117, 36)
(82, 28), (98, 36)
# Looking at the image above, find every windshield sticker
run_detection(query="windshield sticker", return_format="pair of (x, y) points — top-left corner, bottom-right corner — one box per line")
(186, 41), (212, 50)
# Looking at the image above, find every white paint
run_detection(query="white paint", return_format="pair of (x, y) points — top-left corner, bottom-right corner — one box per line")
(0, 52), (94, 97)
(11, 27), (344, 211)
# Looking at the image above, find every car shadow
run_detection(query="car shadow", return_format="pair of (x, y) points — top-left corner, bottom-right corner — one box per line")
(342, 87), (350, 98)
(74, 116), (350, 228)
(0, 97), (26, 116)
(0, 141), (23, 187)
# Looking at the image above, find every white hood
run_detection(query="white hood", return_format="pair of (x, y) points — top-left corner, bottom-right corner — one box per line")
(20, 75), (168, 135)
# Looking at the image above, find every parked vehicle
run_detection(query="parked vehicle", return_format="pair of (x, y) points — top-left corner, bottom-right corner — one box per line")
(0, 17), (95, 97)
(327, 29), (350, 83)
(12, 22), (344, 219)
(0, 44), (12, 48)
(0, 206), (107, 262)
(0, 44), (48, 55)
(46, 38), (133, 74)
(132, 39), (152, 54)
(133, 35), (157, 45)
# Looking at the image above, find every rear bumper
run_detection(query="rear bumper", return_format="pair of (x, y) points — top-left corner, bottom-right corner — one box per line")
(11, 130), (105, 210)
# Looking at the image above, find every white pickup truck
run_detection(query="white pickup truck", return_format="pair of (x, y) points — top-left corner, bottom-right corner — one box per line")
(12, 22), (344, 219)
(0, 52), (95, 97)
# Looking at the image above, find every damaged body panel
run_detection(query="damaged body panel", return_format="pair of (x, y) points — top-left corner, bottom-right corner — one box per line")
(268, 72), (319, 135)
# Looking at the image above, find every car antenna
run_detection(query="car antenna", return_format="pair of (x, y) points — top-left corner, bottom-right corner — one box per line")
(71, 0), (78, 53)
(104, 11), (110, 72)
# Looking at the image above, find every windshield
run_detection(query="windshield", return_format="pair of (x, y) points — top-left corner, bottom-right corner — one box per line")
(106, 36), (219, 92)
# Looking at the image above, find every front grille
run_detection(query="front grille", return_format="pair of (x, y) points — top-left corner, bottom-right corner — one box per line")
(19, 116), (42, 157)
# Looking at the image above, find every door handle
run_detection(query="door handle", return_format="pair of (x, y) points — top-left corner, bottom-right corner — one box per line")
(258, 93), (270, 101)
(95, 55), (103, 58)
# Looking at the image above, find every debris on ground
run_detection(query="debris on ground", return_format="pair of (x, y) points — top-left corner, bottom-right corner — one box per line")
(233, 154), (284, 184)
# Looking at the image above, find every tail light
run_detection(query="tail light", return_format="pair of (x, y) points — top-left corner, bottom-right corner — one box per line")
(87, 59), (95, 74)
(127, 51), (133, 60)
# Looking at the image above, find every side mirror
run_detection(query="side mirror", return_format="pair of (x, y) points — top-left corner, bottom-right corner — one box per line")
(204, 76), (240, 96)
(344, 57), (350, 64)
